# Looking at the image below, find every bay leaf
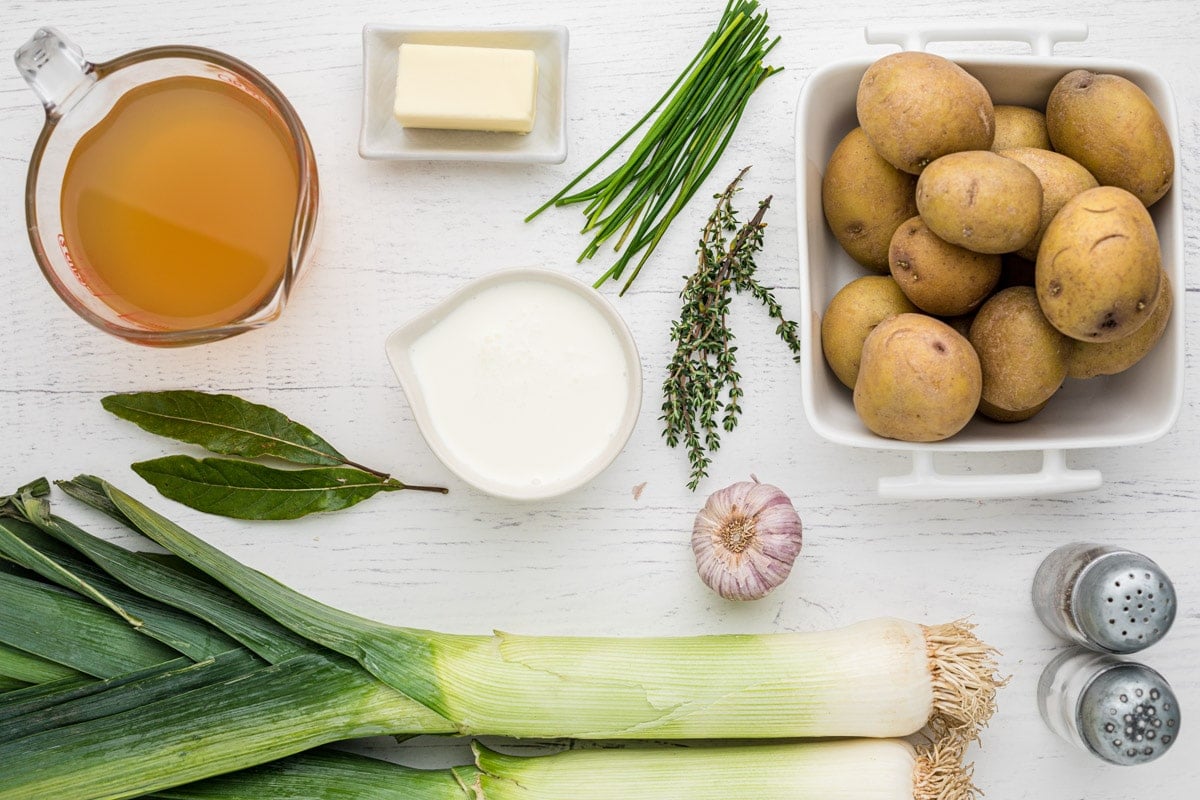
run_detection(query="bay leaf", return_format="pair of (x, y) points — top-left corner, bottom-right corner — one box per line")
(130, 456), (403, 521)
(102, 391), (347, 468)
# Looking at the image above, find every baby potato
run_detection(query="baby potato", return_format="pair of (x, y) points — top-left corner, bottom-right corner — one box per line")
(888, 216), (1000, 316)
(1068, 269), (1173, 378)
(1046, 69), (1174, 207)
(978, 396), (1050, 423)
(1036, 186), (1161, 342)
(999, 147), (1098, 260)
(916, 151), (1042, 254)
(991, 105), (1051, 151)
(822, 127), (918, 271)
(969, 286), (1071, 413)
(856, 52), (994, 174)
(821, 275), (918, 389)
(854, 313), (981, 442)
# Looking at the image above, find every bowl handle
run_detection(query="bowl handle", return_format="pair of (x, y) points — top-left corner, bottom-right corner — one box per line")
(864, 22), (1089, 57)
(878, 449), (1101, 499)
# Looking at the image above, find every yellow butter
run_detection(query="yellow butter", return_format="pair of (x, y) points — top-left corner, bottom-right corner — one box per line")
(392, 43), (538, 134)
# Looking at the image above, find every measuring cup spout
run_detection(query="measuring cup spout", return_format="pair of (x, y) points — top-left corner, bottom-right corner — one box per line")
(15, 28), (97, 119)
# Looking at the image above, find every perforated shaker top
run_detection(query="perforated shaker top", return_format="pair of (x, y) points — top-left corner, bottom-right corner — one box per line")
(1073, 551), (1176, 654)
(1079, 662), (1180, 766)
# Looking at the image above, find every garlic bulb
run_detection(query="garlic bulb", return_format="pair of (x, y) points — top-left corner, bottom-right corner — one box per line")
(692, 478), (802, 600)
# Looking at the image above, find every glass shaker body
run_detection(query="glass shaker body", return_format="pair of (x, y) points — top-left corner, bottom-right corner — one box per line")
(1038, 649), (1180, 765)
(1032, 542), (1175, 653)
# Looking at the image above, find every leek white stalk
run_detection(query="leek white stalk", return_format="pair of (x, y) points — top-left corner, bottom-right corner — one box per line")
(471, 739), (974, 800)
(149, 740), (978, 800)
(419, 617), (992, 739)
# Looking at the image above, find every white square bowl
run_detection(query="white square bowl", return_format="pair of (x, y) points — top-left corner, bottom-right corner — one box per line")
(359, 24), (568, 162)
(795, 36), (1184, 498)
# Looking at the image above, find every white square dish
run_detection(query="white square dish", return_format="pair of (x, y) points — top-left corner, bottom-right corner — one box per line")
(794, 30), (1184, 498)
(359, 24), (568, 163)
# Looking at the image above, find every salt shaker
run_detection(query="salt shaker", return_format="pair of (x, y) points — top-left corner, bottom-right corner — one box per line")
(1032, 542), (1176, 653)
(1038, 649), (1180, 765)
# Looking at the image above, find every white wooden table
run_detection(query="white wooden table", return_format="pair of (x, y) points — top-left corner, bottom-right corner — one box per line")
(1, 0), (1197, 796)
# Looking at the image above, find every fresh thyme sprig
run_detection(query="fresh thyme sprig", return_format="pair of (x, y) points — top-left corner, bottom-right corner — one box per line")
(662, 167), (801, 490)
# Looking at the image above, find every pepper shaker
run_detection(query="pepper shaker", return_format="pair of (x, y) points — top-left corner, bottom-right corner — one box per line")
(1038, 649), (1180, 765)
(1032, 542), (1176, 653)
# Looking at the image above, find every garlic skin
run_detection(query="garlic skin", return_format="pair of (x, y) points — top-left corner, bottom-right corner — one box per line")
(692, 479), (802, 601)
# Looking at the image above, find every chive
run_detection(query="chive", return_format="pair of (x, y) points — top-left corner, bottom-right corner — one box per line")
(526, 1), (779, 292)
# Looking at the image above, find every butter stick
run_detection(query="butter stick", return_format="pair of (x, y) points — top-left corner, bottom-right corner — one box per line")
(393, 43), (538, 134)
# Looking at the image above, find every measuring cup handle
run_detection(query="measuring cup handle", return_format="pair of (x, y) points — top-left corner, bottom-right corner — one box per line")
(14, 27), (97, 119)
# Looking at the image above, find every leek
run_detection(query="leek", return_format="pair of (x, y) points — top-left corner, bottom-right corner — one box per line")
(87, 476), (1000, 741)
(146, 740), (976, 800)
(0, 477), (1001, 800)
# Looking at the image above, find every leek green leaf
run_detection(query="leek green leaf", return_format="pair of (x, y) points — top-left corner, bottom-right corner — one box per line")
(2, 649), (260, 741)
(146, 748), (470, 800)
(0, 477), (49, 518)
(0, 676), (28, 692)
(0, 570), (181, 678)
(43, 483), (318, 663)
(0, 517), (143, 626)
(0, 518), (243, 661)
(0, 652), (452, 800)
(131, 456), (408, 520)
(0, 641), (83, 685)
(0, 675), (95, 721)
(102, 391), (348, 467)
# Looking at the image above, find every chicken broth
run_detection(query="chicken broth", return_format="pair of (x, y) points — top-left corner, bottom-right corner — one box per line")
(59, 75), (300, 331)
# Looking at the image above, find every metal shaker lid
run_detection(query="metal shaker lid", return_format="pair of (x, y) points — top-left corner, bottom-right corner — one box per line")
(1079, 662), (1180, 765)
(1073, 551), (1176, 653)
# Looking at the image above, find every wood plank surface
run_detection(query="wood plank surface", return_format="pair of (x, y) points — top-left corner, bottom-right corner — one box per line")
(0, 0), (1197, 795)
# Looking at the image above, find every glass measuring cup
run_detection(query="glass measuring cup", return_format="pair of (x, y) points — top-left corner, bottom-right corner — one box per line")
(15, 28), (319, 346)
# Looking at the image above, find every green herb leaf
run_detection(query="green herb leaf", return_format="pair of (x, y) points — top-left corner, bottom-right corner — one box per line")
(130, 456), (413, 521)
(662, 168), (798, 490)
(102, 391), (348, 468)
(526, 0), (780, 293)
